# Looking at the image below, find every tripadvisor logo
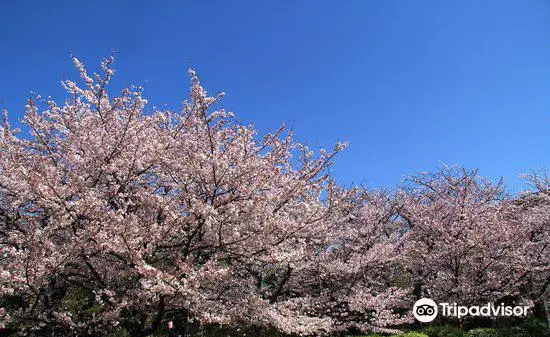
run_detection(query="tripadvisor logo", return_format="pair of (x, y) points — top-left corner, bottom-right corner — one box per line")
(413, 298), (438, 323)
(413, 298), (529, 323)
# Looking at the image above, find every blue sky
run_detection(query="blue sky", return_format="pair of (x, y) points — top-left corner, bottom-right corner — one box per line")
(1, 1), (550, 191)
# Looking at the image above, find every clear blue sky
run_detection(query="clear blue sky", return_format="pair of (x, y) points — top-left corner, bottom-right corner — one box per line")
(1, 1), (550, 191)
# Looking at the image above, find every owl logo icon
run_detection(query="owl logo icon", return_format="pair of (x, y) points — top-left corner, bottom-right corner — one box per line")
(413, 298), (438, 323)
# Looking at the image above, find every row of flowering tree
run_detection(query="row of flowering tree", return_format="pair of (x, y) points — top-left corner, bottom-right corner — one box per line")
(0, 58), (548, 336)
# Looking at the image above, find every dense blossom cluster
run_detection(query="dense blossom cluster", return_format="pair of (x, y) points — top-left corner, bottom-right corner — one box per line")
(399, 167), (541, 306)
(0, 58), (548, 336)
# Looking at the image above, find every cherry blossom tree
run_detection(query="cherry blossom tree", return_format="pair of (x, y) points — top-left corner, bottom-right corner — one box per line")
(514, 171), (550, 320)
(3, 56), (545, 337)
(0, 57), (407, 336)
(301, 187), (412, 334)
(397, 165), (530, 309)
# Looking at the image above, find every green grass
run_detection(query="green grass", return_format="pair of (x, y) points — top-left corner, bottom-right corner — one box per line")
(351, 318), (550, 337)
(104, 318), (550, 337)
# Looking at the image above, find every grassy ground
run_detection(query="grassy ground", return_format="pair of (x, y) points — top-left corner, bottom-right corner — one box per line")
(354, 318), (550, 337)
(104, 317), (549, 337)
